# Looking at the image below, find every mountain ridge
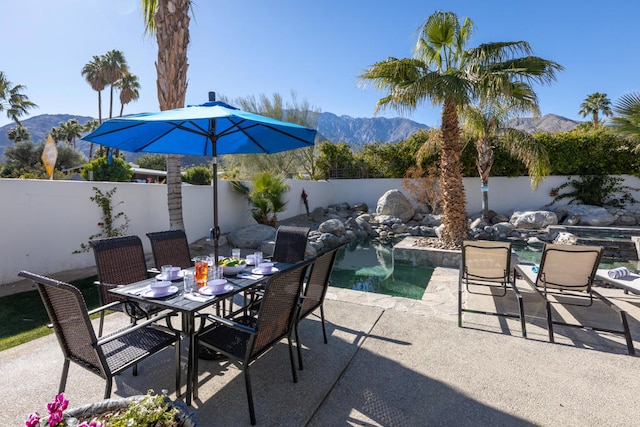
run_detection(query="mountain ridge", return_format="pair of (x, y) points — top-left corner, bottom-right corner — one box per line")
(0, 112), (581, 160)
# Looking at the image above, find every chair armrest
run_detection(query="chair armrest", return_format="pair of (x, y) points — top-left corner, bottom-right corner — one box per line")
(197, 313), (256, 335)
(87, 301), (122, 316)
(95, 311), (179, 346)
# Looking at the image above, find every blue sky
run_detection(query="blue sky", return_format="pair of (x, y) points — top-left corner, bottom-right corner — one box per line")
(2, 0), (639, 129)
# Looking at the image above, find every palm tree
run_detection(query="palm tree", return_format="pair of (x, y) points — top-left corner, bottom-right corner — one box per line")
(142, 0), (191, 231)
(116, 72), (141, 116)
(81, 56), (107, 159)
(609, 92), (640, 150)
(579, 92), (612, 128)
(359, 11), (562, 246)
(461, 101), (550, 222)
(49, 126), (65, 144)
(102, 50), (129, 119)
(7, 125), (30, 143)
(59, 118), (83, 148)
(0, 71), (37, 125)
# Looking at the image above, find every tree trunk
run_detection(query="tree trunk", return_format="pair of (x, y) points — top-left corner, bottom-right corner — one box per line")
(154, 0), (191, 231)
(439, 98), (467, 246)
(476, 136), (493, 223)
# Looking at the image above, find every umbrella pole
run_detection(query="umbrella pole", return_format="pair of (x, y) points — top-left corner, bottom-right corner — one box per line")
(212, 155), (220, 262)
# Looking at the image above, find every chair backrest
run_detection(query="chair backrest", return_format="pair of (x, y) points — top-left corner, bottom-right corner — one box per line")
(146, 230), (193, 270)
(272, 226), (310, 263)
(536, 244), (603, 292)
(250, 260), (311, 358)
(461, 240), (512, 283)
(300, 245), (341, 319)
(18, 271), (107, 378)
(90, 235), (149, 305)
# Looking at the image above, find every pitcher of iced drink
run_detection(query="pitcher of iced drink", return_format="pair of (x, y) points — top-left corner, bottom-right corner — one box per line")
(194, 256), (211, 286)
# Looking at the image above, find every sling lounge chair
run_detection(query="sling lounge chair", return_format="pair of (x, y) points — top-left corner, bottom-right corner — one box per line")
(459, 240), (526, 337)
(516, 243), (635, 355)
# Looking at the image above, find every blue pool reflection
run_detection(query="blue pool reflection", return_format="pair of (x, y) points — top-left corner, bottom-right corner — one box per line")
(330, 238), (433, 300)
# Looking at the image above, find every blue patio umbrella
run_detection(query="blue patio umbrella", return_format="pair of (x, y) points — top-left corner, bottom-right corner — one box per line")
(82, 101), (317, 259)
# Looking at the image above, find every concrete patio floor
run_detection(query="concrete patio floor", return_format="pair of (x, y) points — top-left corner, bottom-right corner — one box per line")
(2, 267), (640, 426)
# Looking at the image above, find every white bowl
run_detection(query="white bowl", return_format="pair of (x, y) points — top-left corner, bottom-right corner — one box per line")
(163, 266), (181, 280)
(223, 264), (246, 275)
(207, 278), (227, 292)
(258, 262), (274, 274)
(150, 280), (171, 293)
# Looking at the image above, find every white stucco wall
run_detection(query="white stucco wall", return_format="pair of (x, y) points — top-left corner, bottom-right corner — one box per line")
(1, 175), (639, 285)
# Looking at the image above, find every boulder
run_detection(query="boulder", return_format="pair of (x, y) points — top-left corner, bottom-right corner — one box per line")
(352, 203), (368, 213)
(228, 224), (276, 248)
(510, 210), (558, 229)
(554, 232), (578, 245)
(318, 218), (345, 236)
(375, 189), (415, 223)
(556, 204), (618, 226)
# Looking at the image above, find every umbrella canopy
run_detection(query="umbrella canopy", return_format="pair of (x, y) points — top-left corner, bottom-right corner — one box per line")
(82, 101), (318, 259)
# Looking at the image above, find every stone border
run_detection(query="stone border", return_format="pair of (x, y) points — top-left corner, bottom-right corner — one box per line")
(393, 236), (461, 268)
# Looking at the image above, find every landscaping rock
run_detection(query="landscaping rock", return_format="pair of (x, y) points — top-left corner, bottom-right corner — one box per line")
(554, 232), (578, 245)
(375, 189), (415, 223)
(318, 218), (345, 236)
(556, 204), (618, 226)
(510, 210), (558, 229)
(228, 224), (276, 248)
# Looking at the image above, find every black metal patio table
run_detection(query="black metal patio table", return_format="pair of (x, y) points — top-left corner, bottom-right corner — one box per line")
(109, 264), (292, 405)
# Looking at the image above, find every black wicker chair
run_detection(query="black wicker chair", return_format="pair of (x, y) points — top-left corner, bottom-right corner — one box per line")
(90, 235), (163, 336)
(194, 259), (312, 425)
(146, 229), (193, 271)
(271, 225), (310, 263)
(295, 245), (342, 370)
(18, 271), (181, 399)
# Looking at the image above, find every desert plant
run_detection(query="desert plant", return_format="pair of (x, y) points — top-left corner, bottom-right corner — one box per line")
(548, 175), (638, 208)
(231, 171), (291, 226)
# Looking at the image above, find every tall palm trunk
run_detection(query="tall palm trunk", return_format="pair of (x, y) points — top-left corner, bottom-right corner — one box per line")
(439, 99), (467, 246)
(154, 0), (190, 231)
(476, 136), (494, 223)
(89, 91), (103, 160)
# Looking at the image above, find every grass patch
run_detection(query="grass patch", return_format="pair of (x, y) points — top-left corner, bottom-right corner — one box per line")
(0, 276), (101, 351)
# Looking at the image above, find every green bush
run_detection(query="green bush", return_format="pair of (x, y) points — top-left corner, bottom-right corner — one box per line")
(182, 165), (212, 185)
(81, 156), (133, 182)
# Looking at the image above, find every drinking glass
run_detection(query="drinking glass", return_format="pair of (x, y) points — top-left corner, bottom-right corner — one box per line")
(194, 256), (209, 285)
(213, 266), (224, 280)
(253, 251), (263, 266)
(183, 270), (195, 293)
(161, 264), (173, 280)
(232, 248), (241, 259)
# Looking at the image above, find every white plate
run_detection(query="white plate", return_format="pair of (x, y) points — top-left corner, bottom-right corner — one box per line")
(155, 271), (185, 281)
(142, 285), (179, 298)
(199, 284), (234, 296)
(251, 267), (279, 276)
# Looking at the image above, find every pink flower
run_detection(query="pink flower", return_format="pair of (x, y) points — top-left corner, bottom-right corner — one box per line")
(24, 412), (40, 427)
(79, 421), (103, 427)
(46, 393), (68, 426)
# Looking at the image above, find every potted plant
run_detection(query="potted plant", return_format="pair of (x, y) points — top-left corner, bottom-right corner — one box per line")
(25, 391), (198, 427)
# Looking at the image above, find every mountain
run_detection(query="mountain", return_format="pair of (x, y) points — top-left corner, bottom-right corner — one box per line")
(316, 112), (429, 145)
(0, 112), (582, 161)
(508, 114), (582, 133)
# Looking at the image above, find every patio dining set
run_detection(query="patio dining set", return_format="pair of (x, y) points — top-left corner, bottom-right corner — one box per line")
(19, 226), (341, 425)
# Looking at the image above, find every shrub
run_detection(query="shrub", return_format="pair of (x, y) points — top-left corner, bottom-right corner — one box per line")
(81, 156), (133, 182)
(181, 165), (212, 185)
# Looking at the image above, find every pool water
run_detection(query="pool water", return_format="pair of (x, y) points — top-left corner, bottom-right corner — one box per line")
(330, 238), (433, 300)
(513, 243), (640, 270)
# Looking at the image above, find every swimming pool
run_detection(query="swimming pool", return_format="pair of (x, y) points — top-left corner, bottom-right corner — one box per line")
(329, 238), (434, 300)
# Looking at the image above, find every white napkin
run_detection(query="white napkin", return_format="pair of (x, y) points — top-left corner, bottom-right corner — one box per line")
(184, 293), (213, 302)
(237, 273), (263, 280)
(608, 267), (631, 279)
